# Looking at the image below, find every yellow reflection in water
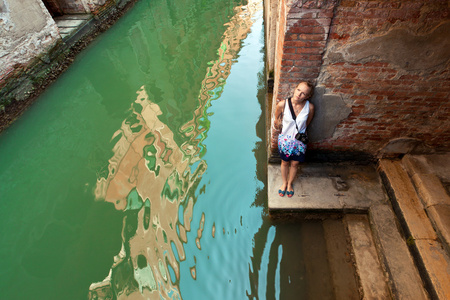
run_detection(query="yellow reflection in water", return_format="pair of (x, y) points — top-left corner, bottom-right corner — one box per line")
(89, 1), (262, 299)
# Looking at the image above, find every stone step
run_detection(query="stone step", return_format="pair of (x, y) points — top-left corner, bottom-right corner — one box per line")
(54, 14), (91, 21)
(402, 155), (450, 254)
(53, 14), (92, 41)
(379, 159), (450, 300)
(345, 214), (391, 299)
(369, 204), (429, 299)
(322, 219), (360, 300)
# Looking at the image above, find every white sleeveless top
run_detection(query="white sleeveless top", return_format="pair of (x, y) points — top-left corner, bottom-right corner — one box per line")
(281, 99), (310, 137)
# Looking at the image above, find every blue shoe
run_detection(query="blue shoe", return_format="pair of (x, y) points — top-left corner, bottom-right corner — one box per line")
(278, 189), (286, 197)
(287, 189), (294, 198)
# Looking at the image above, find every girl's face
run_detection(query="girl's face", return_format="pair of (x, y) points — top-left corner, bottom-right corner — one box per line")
(293, 83), (311, 102)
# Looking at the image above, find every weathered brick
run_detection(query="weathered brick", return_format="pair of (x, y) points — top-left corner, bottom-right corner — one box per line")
(285, 34), (298, 41)
(310, 41), (327, 47)
(283, 47), (296, 54)
(364, 62), (390, 67)
(330, 33), (350, 40)
(298, 33), (328, 41)
(291, 26), (327, 34)
(380, 2), (401, 9)
(296, 47), (324, 54)
(270, 0), (450, 156)
(295, 60), (323, 67)
(284, 41), (310, 47)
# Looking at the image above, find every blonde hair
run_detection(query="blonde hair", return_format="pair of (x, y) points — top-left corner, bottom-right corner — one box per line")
(297, 81), (314, 99)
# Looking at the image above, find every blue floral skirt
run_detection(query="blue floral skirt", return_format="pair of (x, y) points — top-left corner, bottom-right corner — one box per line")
(278, 134), (306, 162)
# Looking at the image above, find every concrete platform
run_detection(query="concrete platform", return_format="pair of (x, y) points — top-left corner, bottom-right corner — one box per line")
(268, 163), (387, 214)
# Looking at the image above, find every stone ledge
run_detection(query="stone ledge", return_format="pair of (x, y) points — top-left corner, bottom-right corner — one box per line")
(369, 204), (429, 300)
(378, 159), (437, 240)
(345, 214), (391, 299)
(379, 158), (450, 299)
(401, 154), (450, 255)
(414, 239), (450, 300)
(323, 219), (360, 300)
(427, 205), (450, 255)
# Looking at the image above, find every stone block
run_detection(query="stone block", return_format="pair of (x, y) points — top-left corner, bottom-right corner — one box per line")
(425, 153), (450, 182)
(402, 155), (433, 175)
(378, 159), (437, 240)
(415, 239), (450, 300)
(379, 138), (423, 156)
(369, 204), (429, 300)
(411, 173), (450, 207)
(427, 205), (450, 254)
(323, 219), (359, 300)
(345, 214), (390, 300)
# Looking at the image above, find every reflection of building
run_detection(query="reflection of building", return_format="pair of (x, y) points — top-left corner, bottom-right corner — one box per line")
(89, 1), (262, 299)
(91, 87), (206, 299)
(181, 0), (263, 155)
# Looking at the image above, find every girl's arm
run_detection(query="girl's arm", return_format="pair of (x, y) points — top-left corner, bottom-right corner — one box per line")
(274, 100), (285, 130)
(306, 102), (315, 127)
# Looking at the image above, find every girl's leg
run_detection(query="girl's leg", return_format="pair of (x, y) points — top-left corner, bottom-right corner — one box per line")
(279, 160), (289, 195)
(287, 160), (299, 194)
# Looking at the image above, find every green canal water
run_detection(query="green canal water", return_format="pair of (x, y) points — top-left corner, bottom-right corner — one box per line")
(0, 0), (334, 299)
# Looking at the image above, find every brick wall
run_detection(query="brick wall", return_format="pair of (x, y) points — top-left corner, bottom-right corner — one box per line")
(270, 0), (450, 159)
(270, 0), (337, 157)
(273, 0), (337, 102)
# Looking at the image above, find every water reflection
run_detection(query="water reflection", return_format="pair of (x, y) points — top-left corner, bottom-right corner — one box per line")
(89, 1), (262, 299)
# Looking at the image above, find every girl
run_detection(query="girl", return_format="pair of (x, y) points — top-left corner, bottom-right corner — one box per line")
(275, 82), (315, 197)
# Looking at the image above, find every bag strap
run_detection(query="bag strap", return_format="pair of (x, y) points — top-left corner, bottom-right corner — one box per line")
(288, 97), (296, 120)
(287, 97), (300, 133)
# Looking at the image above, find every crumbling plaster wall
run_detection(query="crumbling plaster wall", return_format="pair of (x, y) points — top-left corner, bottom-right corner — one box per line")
(316, 0), (450, 155)
(269, 0), (450, 160)
(0, 0), (60, 85)
(0, 0), (115, 108)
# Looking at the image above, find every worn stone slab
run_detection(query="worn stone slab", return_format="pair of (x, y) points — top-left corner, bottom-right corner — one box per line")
(268, 163), (386, 213)
(424, 153), (450, 182)
(323, 219), (359, 300)
(345, 214), (391, 299)
(369, 204), (429, 300)
(378, 160), (437, 240)
(403, 155), (450, 207)
(58, 27), (78, 35)
(55, 19), (86, 28)
(427, 205), (450, 254)
(54, 14), (91, 21)
(300, 222), (335, 299)
(411, 173), (450, 207)
(402, 155), (433, 175)
(400, 155), (450, 254)
(415, 239), (450, 300)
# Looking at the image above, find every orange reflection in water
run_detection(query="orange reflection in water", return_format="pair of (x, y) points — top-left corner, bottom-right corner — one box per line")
(89, 1), (262, 299)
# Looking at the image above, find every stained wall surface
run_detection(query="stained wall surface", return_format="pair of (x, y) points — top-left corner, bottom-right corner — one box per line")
(0, 0), (60, 84)
(0, 0), (119, 109)
(267, 0), (450, 159)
